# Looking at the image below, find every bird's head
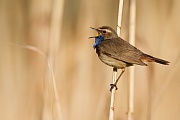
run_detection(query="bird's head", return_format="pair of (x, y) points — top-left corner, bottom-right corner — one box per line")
(90, 26), (118, 39)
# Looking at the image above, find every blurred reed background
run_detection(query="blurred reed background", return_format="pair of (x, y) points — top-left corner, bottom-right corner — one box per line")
(0, 0), (180, 120)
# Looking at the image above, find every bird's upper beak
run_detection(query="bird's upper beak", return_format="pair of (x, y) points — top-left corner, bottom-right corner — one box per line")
(89, 27), (101, 39)
(90, 27), (102, 33)
(89, 27), (96, 30)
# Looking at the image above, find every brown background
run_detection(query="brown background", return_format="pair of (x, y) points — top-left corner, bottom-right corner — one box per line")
(0, 0), (179, 120)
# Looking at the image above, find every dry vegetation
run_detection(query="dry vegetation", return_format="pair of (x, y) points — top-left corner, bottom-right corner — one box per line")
(0, 0), (180, 120)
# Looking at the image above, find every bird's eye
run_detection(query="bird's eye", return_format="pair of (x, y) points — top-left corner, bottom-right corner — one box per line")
(102, 30), (106, 33)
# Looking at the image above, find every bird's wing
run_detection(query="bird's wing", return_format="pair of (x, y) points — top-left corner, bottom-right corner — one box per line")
(99, 38), (147, 66)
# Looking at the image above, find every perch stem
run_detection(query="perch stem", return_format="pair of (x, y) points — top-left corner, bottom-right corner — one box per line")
(109, 0), (124, 120)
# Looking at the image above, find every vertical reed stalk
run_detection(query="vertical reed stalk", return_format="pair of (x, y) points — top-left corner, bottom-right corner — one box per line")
(46, 0), (64, 119)
(109, 68), (117, 120)
(127, 0), (136, 120)
(109, 0), (124, 120)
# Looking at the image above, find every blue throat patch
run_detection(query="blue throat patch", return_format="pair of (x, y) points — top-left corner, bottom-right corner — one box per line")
(93, 35), (104, 49)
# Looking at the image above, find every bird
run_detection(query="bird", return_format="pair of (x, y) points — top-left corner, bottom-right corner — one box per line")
(89, 26), (170, 91)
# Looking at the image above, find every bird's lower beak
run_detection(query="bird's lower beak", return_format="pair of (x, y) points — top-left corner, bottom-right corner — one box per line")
(89, 36), (96, 39)
(89, 35), (98, 39)
(88, 33), (99, 39)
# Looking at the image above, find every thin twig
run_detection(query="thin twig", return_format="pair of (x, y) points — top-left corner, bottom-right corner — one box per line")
(109, 0), (124, 120)
(127, 0), (136, 119)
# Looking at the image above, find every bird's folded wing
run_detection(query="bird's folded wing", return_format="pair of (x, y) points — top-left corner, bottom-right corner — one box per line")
(100, 39), (147, 66)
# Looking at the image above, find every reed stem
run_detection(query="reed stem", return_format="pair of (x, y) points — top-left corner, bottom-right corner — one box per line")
(127, 0), (136, 119)
(109, 0), (124, 120)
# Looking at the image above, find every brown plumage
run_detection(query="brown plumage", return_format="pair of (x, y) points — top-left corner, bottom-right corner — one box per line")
(89, 26), (170, 91)
(91, 26), (169, 69)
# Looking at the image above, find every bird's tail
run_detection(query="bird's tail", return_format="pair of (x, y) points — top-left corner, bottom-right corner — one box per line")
(142, 53), (170, 65)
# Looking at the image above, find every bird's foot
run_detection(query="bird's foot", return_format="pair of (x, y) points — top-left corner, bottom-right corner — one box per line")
(110, 84), (118, 92)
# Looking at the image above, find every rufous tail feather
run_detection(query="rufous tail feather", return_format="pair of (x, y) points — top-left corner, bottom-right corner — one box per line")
(142, 54), (170, 65)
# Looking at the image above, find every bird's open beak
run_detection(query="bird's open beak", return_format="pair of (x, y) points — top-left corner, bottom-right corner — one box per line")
(89, 27), (100, 39)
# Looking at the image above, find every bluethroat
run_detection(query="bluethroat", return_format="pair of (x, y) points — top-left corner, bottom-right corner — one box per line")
(89, 26), (170, 91)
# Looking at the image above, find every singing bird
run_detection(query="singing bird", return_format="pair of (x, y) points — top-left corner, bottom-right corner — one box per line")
(89, 26), (170, 91)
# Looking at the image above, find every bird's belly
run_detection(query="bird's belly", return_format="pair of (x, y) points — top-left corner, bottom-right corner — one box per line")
(98, 54), (127, 69)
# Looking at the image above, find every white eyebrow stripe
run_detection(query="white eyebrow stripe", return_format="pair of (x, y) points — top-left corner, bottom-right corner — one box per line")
(100, 29), (112, 33)
(106, 29), (112, 33)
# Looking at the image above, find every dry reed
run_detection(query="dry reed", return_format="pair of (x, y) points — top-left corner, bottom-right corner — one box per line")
(109, 0), (124, 120)
(127, 0), (136, 120)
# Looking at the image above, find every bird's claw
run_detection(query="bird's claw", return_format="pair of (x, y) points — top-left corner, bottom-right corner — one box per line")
(110, 84), (118, 92)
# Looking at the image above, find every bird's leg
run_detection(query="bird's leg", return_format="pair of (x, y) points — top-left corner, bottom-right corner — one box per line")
(110, 68), (125, 92)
